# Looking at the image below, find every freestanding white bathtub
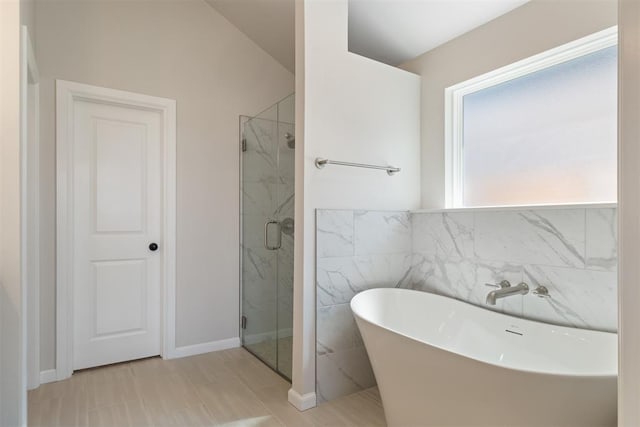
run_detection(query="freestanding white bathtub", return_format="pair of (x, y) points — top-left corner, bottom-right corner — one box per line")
(351, 288), (617, 427)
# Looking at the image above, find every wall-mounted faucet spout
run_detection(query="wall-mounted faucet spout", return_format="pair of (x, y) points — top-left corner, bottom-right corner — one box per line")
(485, 281), (529, 305)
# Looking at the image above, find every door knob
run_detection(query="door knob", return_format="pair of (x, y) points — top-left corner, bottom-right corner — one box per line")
(149, 243), (159, 251)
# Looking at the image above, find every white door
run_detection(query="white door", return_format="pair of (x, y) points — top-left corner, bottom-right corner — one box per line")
(72, 98), (163, 370)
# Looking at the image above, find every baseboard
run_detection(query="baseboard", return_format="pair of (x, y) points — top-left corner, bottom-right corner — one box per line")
(39, 369), (58, 385)
(169, 337), (240, 359)
(288, 388), (317, 411)
(39, 339), (240, 383)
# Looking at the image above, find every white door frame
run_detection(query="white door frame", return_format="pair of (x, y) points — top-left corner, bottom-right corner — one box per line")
(55, 80), (177, 380)
(21, 25), (40, 391)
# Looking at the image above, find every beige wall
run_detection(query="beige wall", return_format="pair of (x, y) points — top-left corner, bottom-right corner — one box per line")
(1, 0), (29, 423)
(400, 0), (617, 209)
(21, 0), (34, 39)
(618, 0), (640, 423)
(35, 0), (294, 370)
(0, 0), (21, 421)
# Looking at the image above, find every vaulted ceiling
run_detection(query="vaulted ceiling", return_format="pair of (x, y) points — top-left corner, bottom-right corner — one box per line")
(348, 0), (530, 66)
(205, 0), (296, 73)
(205, 0), (530, 72)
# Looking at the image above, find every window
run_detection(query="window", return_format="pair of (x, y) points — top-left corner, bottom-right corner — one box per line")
(445, 27), (617, 208)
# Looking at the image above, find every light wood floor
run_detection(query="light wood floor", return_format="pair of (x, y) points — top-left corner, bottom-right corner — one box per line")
(28, 347), (386, 427)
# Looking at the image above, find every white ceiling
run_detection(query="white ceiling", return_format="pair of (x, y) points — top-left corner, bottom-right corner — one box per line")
(348, 0), (530, 66)
(205, 0), (530, 72)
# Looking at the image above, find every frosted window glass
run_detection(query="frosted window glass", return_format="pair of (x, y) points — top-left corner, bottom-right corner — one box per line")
(462, 46), (617, 207)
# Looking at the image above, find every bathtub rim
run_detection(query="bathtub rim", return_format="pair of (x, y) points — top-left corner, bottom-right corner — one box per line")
(351, 288), (618, 379)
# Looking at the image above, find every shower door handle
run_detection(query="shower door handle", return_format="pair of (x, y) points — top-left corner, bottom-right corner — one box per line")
(264, 220), (282, 250)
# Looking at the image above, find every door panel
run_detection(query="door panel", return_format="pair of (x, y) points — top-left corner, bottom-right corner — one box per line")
(241, 93), (295, 380)
(94, 119), (146, 233)
(73, 99), (162, 370)
(241, 112), (278, 370)
(93, 259), (146, 336)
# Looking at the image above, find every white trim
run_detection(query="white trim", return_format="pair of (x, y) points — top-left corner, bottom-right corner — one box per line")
(21, 26), (40, 392)
(38, 370), (57, 385)
(55, 80), (177, 380)
(444, 26), (618, 208)
(287, 389), (317, 411)
(169, 338), (241, 359)
(412, 202), (617, 214)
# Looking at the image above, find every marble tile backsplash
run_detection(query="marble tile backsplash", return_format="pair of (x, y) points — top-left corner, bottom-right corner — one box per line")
(411, 207), (617, 332)
(315, 206), (618, 403)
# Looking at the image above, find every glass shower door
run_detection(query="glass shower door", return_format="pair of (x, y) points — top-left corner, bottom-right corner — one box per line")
(240, 94), (294, 379)
(274, 94), (294, 379)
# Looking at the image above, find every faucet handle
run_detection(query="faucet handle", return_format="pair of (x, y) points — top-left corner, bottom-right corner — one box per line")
(533, 285), (550, 298)
(485, 280), (511, 289)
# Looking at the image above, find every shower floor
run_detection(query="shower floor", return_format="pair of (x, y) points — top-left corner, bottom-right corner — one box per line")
(244, 335), (292, 380)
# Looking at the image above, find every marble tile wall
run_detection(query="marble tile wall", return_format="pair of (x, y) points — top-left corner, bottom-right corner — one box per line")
(410, 207), (618, 332)
(242, 117), (295, 350)
(316, 210), (412, 403)
(242, 117), (279, 345)
(276, 121), (295, 341)
(315, 206), (618, 403)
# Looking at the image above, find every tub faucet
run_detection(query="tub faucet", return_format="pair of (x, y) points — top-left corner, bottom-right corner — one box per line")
(485, 281), (529, 305)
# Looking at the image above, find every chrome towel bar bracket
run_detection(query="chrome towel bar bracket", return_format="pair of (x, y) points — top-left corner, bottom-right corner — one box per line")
(314, 158), (400, 176)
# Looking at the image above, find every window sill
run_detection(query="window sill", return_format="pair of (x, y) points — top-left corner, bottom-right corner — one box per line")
(411, 202), (617, 214)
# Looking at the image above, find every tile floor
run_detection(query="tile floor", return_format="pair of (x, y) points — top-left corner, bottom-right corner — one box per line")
(28, 347), (386, 427)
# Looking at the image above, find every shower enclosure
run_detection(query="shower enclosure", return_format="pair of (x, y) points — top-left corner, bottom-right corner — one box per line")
(240, 94), (294, 380)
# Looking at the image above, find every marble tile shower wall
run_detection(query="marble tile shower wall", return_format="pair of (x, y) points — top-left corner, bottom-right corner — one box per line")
(410, 207), (617, 332)
(315, 206), (617, 403)
(316, 210), (413, 403)
(242, 117), (295, 345)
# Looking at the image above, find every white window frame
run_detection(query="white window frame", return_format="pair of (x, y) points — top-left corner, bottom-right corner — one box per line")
(444, 26), (618, 208)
